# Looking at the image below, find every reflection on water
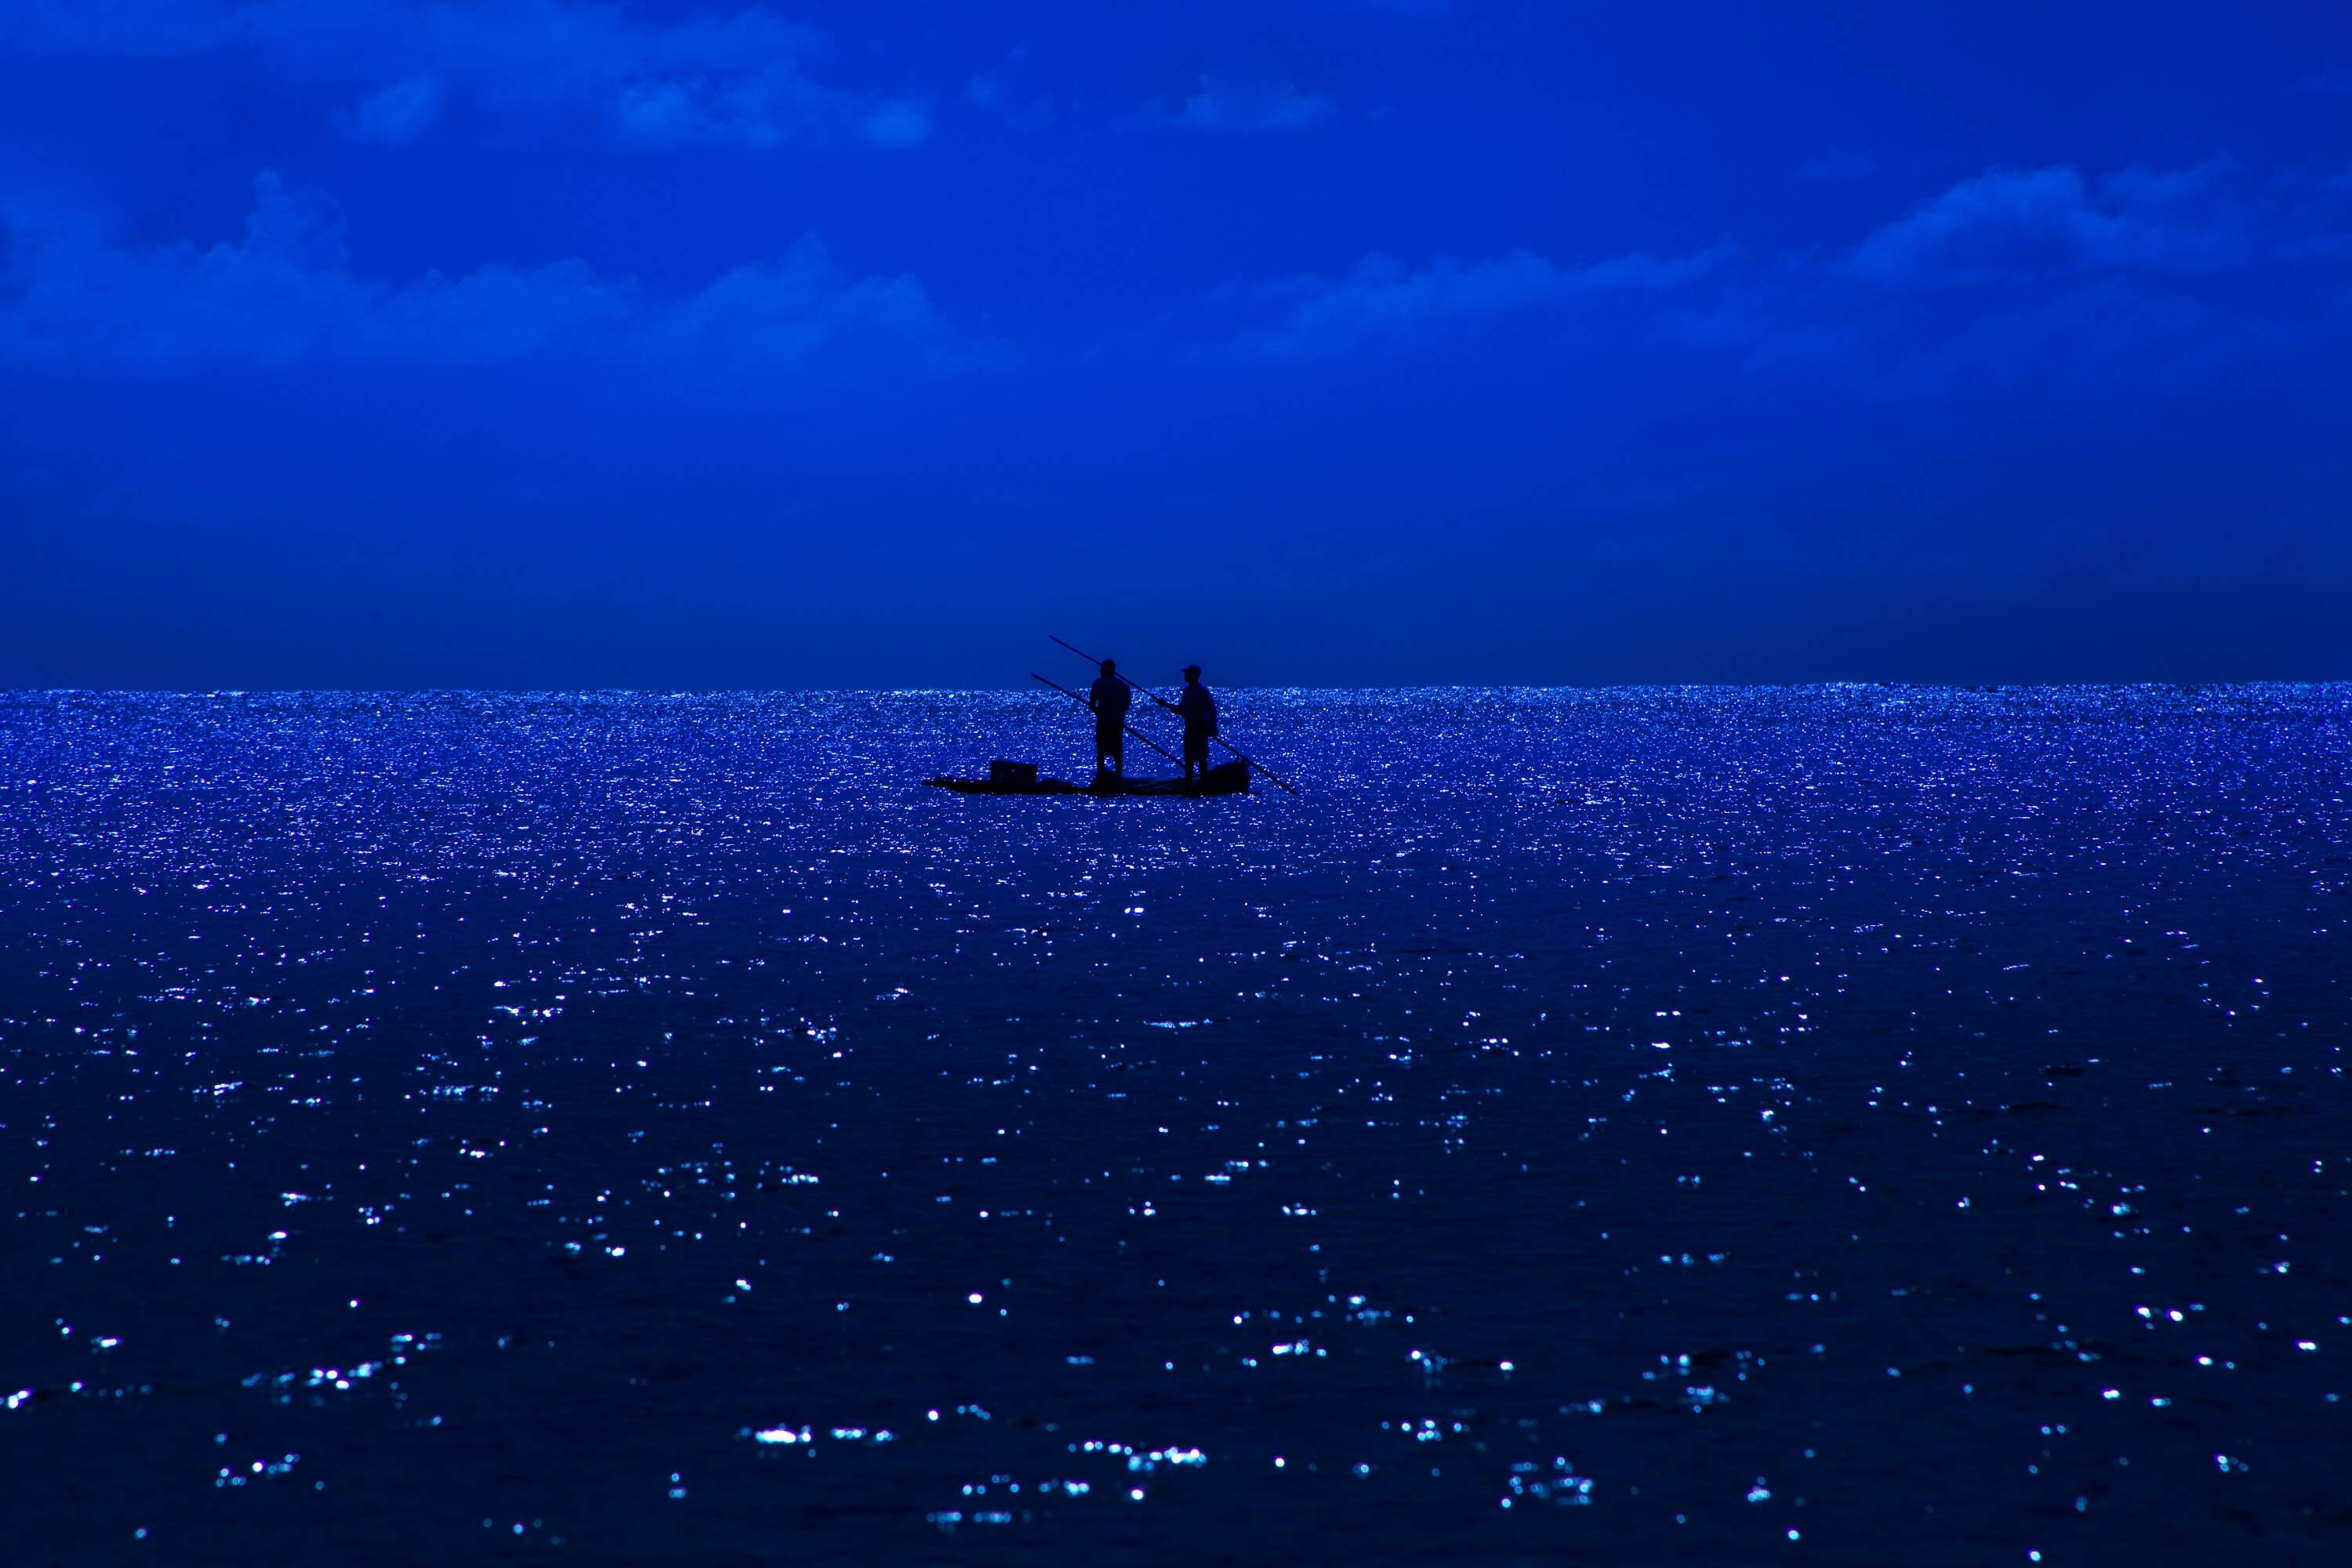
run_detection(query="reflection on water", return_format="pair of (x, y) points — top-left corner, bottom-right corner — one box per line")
(0, 686), (2346, 1564)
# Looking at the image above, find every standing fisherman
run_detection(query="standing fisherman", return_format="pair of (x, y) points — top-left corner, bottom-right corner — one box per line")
(1087, 659), (1133, 779)
(1174, 664), (1217, 789)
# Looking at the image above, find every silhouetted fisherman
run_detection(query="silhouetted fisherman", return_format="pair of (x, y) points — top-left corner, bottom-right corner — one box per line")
(1174, 664), (1217, 789)
(1087, 659), (1133, 779)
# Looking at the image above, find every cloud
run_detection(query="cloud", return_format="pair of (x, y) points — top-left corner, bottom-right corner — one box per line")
(961, 45), (1058, 132)
(1228, 158), (2352, 400)
(633, 245), (977, 376)
(1739, 161), (2350, 395)
(5, 2), (913, 151)
(342, 74), (445, 143)
(1159, 71), (1333, 133)
(0, 172), (989, 387)
(1250, 244), (1738, 356)
(609, 64), (835, 149)
(1846, 161), (2268, 286)
(859, 97), (932, 149)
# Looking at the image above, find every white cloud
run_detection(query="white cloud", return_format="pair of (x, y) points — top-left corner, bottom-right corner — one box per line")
(1226, 158), (2352, 396)
(860, 98), (932, 149)
(0, 172), (989, 387)
(7, 2), (906, 151)
(1845, 161), (2270, 286)
(343, 74), (444, 143)
(1250, 244), (1737, 356)
(1161, 71), (1333, 134)
(635, 240), (973, 375)
(608, 64), (833, 148)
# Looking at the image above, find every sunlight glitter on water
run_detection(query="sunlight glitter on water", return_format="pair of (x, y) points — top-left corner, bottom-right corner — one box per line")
(0, 685), (2346, 1563)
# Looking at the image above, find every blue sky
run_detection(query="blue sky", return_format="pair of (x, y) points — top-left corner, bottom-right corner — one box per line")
(3, 0), (2348, 688)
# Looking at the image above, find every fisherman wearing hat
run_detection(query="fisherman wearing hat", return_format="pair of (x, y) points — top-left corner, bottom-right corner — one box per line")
(1174, 664), (1218, 790)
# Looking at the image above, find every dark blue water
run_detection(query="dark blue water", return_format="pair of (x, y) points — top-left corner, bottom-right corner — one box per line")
(2, 687), (2346, 1565)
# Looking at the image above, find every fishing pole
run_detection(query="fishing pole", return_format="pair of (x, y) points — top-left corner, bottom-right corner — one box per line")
(1048, 635), (1301, 797)
(1029, 673), (1185, 768)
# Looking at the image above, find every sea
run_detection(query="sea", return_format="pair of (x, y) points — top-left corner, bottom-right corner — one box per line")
(2, 686), (2345, 1566)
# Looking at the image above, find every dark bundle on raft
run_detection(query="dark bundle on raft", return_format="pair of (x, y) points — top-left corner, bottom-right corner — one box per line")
(926, 759), (1252, 797)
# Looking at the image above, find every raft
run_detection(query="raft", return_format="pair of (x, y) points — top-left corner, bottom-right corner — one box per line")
(927, 759), (1251, 797)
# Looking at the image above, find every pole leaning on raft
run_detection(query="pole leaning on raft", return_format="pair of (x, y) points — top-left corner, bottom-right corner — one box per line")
(1028, 673), (1186, 769)
(1048, 636), (1301, 797)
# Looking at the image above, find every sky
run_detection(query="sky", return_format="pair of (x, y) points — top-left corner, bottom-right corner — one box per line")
(2, 0), (2349, 689)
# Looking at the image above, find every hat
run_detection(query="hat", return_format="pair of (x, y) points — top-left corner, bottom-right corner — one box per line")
(1182, 664), (1202, 677)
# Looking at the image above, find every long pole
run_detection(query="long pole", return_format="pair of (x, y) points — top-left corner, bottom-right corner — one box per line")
(1048, 636), (1301, 797)
(1029, 673), (1185, 769)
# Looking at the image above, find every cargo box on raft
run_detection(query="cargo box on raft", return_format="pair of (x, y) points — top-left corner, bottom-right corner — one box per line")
(926, 759), (1251, 797)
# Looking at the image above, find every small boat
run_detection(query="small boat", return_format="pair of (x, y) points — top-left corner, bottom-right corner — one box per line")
(927, 759), (1252, 798)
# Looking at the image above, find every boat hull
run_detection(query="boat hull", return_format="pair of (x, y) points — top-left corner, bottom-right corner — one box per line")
(926, 760), (1252, 798)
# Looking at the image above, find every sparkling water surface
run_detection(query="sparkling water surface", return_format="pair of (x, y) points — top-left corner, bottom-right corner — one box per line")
(2, 687), (2346, 1565)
